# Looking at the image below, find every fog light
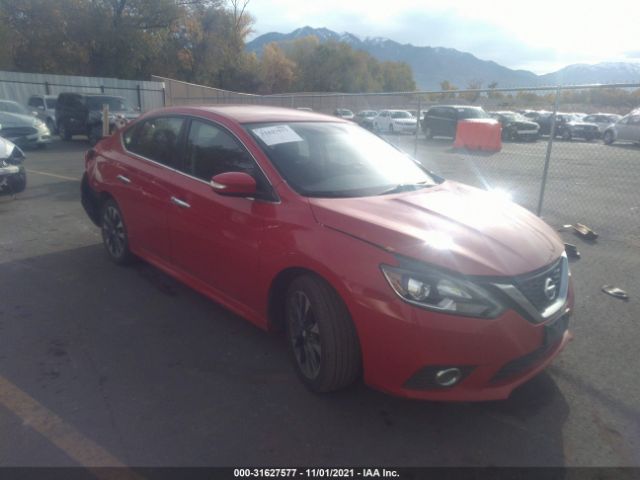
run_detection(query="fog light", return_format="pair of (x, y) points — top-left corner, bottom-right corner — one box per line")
(435, 368), (462, 387)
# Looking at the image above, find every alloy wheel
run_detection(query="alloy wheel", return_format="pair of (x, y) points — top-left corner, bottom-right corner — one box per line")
(288, 290), (322, 380)
(102, 205), (126, 259)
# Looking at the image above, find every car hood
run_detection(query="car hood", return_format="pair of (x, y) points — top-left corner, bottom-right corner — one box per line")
(0, 112), (34, 128)
(309, 181), (563, 277)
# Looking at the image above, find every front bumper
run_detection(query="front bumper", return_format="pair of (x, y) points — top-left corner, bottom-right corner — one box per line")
(7, 131), (51, 147)
(351, 274), (574, 402)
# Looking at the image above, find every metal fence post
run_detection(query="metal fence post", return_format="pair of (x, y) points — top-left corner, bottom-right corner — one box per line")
(536, 86), (561, 216)
(136, 84), (142, 110)
(414, 95), (421, 158)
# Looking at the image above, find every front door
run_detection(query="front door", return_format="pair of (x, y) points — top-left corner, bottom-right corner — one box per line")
(166, 118), (276, 311)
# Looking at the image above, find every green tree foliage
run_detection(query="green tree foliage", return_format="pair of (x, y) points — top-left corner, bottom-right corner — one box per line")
(0, 1), (416, 94)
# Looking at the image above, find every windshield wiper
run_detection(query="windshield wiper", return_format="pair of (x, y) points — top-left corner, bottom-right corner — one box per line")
(377, 181), (431, 195)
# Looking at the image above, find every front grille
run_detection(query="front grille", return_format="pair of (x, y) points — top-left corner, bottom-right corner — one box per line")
(1, 126), (37, 137)
(514, 259), (563, 312)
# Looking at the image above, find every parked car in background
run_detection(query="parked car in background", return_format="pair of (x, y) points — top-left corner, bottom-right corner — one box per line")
(554, 113), (600, 141)
(421, 105), (491, 139)
(582, 113), (622, 134)
(27, 94), (58, 133)
(0, 133), (27, 195)
(489, 111), (540, 141)
(55, 93), (140, 145)
(333, 108), (355, 120)
(373, 109), (417, 134)
(603, 113), (640, 145)
(0, 99), (36, 117)
(0, 111), (51, 148)
(81, 105), (573, 401)
(523, 111), (553, 135)
(354, 110), (378, 129)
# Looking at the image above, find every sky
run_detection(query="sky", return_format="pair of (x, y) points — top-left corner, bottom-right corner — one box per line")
(246, 0), (640, 74)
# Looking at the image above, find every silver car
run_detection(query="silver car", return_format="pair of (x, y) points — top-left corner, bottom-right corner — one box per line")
(27, 94), (58, 133)
(603, 112), (640, 145)
(0, 111), (51, 148)
(583, 113), (622, 134)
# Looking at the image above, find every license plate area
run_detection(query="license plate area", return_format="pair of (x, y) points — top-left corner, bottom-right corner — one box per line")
(544, 314), (569, 347)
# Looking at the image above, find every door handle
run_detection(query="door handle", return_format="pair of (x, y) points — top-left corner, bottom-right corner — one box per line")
(116, 174), (131, 184)
(170, 196), (191, 209)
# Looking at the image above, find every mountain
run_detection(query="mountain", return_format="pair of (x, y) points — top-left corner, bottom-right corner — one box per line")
(246, 27), (640, 90)
(539, 62), (640, 85)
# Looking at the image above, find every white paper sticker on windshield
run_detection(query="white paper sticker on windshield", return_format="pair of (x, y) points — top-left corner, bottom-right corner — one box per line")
(252, 125), (303, 146)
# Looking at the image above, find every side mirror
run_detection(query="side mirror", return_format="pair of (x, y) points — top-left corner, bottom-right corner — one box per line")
(210, 172), (257, 197)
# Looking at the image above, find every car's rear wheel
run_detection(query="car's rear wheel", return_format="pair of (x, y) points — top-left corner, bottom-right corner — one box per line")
(101, 198), (134, 265)
(285, 275), (361, 393)
(603, 130), (614, 145)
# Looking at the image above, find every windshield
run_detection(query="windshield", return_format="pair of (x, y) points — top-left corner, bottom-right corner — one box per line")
(86, 96), (131, 112)
(245, 122), (436, 198)
(45, 98), (57, 109)
(458, 108), (489, 119)
(0, 101), (29, 115)
(391, 111), (412, 119)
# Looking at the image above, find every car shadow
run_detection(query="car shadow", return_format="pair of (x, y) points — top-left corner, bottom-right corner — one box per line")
(0, 244), (570, 467)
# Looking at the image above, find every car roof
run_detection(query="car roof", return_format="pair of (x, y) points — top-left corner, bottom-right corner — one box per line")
(151, 105), (350, 124)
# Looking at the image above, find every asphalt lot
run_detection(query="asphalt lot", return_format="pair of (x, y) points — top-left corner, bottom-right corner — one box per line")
(1, 136), (639, 468)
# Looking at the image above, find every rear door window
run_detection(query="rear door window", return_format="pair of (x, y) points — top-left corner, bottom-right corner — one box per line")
(124, 116), (185, 169)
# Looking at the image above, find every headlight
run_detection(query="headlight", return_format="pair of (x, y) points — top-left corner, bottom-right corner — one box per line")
(380, 264), (504, 318)
(34, 118), (45, 128)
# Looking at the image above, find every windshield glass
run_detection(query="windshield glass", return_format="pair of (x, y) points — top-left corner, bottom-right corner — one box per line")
(0, 101), (29, 115)
(458, 108), (489, 119)
(391, 111), (412, 119)
(45, 98), (57, 109)
(245, 122), (436, 198)
(86, 96), (131, 111)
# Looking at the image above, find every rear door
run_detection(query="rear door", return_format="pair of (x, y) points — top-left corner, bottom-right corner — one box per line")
(114, 116), (187, 262)
(620, 114), (640, 142)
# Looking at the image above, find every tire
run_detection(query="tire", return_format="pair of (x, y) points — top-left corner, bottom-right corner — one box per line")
(603, 130), (614, 145)
(100, 198), (134, 265)
(58, 122), (72, 141)
(9, 168), (26, 193)
(285, 274), (361, 393)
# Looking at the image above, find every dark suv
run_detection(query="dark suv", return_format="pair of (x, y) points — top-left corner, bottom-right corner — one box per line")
(55, 93), (140, 145)
(421, 105), (490, 139)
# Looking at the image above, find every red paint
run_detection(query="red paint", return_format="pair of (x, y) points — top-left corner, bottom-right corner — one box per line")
(85, 105), (573, 401)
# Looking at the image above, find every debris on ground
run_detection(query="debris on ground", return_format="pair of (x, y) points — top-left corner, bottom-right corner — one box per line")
(564, 243), (580, 258)
(557, 224), (574, 232)
(601, 285), (629, 300)
(573, 223), (599, 240)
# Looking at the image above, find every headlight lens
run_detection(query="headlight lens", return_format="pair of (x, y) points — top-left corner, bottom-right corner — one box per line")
(380, 264), (504, 318)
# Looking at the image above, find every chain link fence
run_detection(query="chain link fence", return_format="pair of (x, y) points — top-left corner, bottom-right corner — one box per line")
(160, 76), (640, 295)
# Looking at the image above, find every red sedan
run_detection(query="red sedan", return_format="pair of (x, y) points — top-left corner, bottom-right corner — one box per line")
(81, 105), (573, 401)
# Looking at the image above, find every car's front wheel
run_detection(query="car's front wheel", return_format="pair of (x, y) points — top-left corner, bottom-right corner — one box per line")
(603, 130), (615, 145)
(285, 274), (361, 393)
(101, 198), (134, 265)
(58, 122), (72, 141)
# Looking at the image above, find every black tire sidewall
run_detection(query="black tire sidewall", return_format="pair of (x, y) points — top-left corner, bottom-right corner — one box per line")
(285, 275), (360, 392)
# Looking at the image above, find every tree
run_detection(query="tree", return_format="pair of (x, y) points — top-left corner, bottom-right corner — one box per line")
(260, 43), (296, 93)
